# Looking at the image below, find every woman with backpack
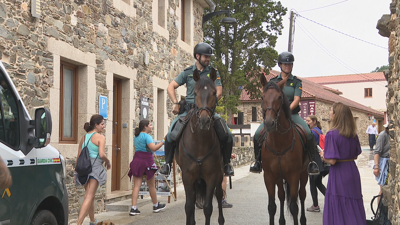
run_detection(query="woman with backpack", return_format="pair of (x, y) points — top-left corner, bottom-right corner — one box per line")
(306, 115), (329, 212)
(75, 114), (111, 225)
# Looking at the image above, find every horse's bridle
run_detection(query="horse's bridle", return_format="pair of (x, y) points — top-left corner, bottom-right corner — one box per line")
(192, 93), (217, 131)
(261, 95), (283, 129)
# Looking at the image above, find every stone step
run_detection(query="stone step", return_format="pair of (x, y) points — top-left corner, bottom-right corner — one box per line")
(106, 198), (152, 212)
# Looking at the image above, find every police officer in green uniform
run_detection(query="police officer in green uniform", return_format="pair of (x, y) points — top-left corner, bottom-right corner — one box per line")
(159, 42), (234, 176)
(249, 52), (320, 175)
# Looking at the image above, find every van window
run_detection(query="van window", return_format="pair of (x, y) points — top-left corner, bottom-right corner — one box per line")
(0, 75), (19, 148)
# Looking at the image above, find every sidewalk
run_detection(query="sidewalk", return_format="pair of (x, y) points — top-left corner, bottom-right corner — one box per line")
(77, 146), (379, 224)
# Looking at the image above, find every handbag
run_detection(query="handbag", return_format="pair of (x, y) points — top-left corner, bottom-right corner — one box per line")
(75, 133), (98, 176)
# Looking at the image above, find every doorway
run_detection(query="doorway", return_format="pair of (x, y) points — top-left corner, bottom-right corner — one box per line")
(112, 78), (122, 191)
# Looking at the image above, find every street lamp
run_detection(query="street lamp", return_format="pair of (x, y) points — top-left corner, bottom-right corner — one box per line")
(202, 9), (237, 27)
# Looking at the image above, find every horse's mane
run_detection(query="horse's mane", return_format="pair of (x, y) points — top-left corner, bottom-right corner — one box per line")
(195, 76), (216, 91)
(262, 81), (292, 121)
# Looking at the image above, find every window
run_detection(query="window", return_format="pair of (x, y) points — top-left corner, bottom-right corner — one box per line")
(60, 62), (78, 143)
(364, 88), (372, 98)
(181, 0), (185, 41)
(180, 0), (191, 43)
(0, 74), (19, 148)
(158, 0), (166, 28)
(252, 107), (257, 122)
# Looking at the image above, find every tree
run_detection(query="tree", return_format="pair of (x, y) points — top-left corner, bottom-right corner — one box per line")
(371, 65), (389, 72)
(203, 0), (286, 124)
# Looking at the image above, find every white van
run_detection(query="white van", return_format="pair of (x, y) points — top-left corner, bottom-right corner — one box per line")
(0, 61), (68, 225)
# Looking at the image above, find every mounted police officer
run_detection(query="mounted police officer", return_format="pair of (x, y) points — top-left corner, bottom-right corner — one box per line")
(249, 51), (320, 175)
(159, 42), (234, 176)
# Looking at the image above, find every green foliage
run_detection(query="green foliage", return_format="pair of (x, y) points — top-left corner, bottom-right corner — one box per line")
(204, 0), (286, 123)
(371, 65), (389, 72)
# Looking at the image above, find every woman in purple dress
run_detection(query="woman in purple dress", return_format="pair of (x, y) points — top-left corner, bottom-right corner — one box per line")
(319, 102), (366, 225)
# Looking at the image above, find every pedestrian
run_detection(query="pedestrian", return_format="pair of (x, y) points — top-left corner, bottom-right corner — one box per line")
(0, 155), (12, 189)
(373, 123), (390, 203)
(221, 153), (237, 208)
(128, 119), (166, 216)
(320, 102), (366, 225)
(75, 114), (111, 225)
(366, 122), (378, 150)
(250, 51), (319, 175)
(159, 42), (234, 177)
(305, 115), (328, 213)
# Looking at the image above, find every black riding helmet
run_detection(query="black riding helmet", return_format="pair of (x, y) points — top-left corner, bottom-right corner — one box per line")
(193, 42), (213, 59)
(278, 52), (294, 64)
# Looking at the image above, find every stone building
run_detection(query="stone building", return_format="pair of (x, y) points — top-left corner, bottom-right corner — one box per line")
(377, 1), (400, 224)
(238, 70), (385, 146)
(0, 0), (217, 223)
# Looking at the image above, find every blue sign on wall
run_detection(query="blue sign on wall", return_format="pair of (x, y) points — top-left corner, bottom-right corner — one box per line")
(99, 95), (108, 119)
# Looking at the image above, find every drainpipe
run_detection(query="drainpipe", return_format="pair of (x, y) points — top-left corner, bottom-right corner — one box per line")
(204, 0), (216, 12)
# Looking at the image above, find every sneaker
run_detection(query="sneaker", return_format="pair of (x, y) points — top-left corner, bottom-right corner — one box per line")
(221, 199), (233, 208)
(153, 202), (166, 213)
(89, 220), (97, 225)
(129, 208), (141, 216)
(306, 205), (320, 212)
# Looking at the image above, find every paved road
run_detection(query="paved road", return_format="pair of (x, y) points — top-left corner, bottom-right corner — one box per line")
(82, 147), (379, 225)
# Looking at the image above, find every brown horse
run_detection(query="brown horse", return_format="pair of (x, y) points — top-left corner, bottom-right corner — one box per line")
(175, 70), (224, 225)
(259, 75), (309, 225)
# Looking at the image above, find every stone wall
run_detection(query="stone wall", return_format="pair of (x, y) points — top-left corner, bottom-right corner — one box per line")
(378, 1), (400, 224)
(0, 0), (206, 223)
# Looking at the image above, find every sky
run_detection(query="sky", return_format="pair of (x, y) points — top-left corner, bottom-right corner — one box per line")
(271, 0), (391, 77)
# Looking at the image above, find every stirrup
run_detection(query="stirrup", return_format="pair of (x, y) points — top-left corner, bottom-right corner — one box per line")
(249, 161), (262, 173)
(308, 161), (320, 176)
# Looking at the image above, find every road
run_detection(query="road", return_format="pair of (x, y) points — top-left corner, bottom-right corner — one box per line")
(82, 147), (378, 225)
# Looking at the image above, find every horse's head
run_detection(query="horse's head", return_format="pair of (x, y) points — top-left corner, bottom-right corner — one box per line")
(193, 69), (218, 130)
(260, 74), (291, 132)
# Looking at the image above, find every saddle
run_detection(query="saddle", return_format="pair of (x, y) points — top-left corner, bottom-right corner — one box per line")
(170, 109), (195, 142)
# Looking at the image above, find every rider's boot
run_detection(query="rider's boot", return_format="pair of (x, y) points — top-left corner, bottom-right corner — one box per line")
(159, 138), (174, 175)
(222, 141), (234, 176)
(249, 136), (262, 173)
(307, 138), (320, 176)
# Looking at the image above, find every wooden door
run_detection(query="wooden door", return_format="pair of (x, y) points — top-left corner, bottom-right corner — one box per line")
(112, 78), (122, 191)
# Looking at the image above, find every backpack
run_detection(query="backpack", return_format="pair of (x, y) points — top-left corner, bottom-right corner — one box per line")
(75, 133), (98, 176)
(312, 128), (325, 149)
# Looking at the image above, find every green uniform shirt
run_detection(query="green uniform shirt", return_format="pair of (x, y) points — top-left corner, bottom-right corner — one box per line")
(270, 74), (302, 114)
(174, 64), (222, 104)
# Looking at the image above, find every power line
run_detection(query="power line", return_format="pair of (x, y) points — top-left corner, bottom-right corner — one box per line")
(298, 22), (386, 87)
(296, 14), (387, 50)
(296, 21), (388, 87)
(296, 21), (360, 74)
(298, 0), (348, 13)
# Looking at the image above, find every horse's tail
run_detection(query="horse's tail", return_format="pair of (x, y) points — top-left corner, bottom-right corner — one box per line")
(284, 181), (299, 210)
(194, 179), (207, 207)
(285, 181), (291, 208)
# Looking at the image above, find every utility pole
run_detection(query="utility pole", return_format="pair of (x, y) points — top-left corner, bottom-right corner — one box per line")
(288, 10), (295, 52)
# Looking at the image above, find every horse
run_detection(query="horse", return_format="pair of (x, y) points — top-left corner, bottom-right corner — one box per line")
(175, 70), (224, 225)
(259, 75), (309, 225)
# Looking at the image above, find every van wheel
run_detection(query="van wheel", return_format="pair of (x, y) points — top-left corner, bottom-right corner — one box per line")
(30, 210), (57, 225)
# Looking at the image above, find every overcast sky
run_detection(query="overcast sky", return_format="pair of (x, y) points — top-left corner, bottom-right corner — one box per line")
(271, 0), (391, 77)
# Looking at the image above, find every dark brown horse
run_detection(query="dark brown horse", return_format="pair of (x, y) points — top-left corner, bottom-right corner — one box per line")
(260, 75), (309, 225)
(175, 70), (224, 225)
